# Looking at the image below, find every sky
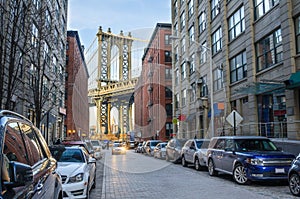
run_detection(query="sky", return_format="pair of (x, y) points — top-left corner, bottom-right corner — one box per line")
(67, 0), (171, 48)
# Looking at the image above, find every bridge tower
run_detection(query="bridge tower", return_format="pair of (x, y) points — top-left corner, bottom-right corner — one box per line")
(89, 26), (138, 141)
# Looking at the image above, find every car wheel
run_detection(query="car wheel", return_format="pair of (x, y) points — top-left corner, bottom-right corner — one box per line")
(233, 164), (248, 185)
(182, 156), (187, 167)
(194, 157), (201, 171)
(208, 159), (217, 176)
(289, 173), (300, 196)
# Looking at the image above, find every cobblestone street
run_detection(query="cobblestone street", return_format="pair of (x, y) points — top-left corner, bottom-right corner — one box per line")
(90, 149), (298, 199)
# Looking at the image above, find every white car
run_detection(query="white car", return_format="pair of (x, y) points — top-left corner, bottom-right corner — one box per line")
(90, 140), (103, 159)
(50, 145), (96, 199)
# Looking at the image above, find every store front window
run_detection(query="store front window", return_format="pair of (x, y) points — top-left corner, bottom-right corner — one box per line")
(257, 94), (287, 138)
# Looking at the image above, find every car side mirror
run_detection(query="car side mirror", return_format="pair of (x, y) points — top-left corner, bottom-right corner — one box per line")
(88, 157), (96, 164)
(5, 162), (33, 188)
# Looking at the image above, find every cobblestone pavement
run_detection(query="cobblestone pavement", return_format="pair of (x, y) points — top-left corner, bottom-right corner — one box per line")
(91, 149), (298, 199)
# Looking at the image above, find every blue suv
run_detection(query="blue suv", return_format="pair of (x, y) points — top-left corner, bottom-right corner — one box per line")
(206, 136), (295, 185)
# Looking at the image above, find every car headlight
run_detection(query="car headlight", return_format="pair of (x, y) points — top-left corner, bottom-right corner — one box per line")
(68, 173), (84, 183)
(247, 158), (264, 166)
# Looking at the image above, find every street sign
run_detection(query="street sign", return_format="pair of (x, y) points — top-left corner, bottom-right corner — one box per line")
(226, 110), (243, 127)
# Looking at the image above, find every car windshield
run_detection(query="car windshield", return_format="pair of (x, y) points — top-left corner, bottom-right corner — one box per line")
(235, 139), (278, 152)
(51, 148), (84, 163)
(196, 140), (209, 149)
(161, 143), (167, 148)
(113, 143), (121, 147)
(150, 141), (160, 146)
(91, 140), (100, 146)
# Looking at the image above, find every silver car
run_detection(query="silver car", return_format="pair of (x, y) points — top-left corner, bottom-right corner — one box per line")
(165, 138), (188, 163)
(181, 139), (210, 170)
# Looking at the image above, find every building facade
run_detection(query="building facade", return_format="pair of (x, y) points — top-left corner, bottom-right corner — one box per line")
(134, 23), (173, 141)
(0, 0), (68, 144)
(172, 0), (300, 140)
(66, 31), (90, 140)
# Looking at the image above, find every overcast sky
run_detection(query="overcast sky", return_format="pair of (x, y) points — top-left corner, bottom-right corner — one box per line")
(67, 0), (171, 47)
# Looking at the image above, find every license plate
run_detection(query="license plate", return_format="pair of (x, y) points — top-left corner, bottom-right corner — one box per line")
(275, 168), (285, 173)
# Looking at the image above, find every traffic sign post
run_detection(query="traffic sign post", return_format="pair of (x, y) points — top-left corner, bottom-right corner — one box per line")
(226, 110), (243, 136)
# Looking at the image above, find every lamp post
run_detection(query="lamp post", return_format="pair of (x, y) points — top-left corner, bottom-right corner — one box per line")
(170, 35), (214, 137)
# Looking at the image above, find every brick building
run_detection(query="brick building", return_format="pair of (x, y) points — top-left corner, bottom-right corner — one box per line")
(134, 23), (173, 141)
(65, 31), (89, 140)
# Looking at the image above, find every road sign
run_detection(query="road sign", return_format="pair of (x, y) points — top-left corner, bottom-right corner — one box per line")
(226, 110), (243, 127)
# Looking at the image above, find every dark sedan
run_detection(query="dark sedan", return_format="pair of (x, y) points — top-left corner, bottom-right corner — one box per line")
(288, 153), (300, 196)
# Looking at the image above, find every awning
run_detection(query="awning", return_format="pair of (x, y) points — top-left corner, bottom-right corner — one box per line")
(233, 82), (285, 95)
(285, 71), (300, 89)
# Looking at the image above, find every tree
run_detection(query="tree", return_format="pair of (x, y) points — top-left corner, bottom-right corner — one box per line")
(0, 0), (66, 132)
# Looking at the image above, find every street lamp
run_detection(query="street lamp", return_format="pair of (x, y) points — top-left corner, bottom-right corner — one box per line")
(170, 35), (215, 137)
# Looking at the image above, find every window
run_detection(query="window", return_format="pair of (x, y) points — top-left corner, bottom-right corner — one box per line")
(189, 54), (195, 75)
(46, 8), (51, 28)
(295, 16), (300, 54)
(31, 23), (38, 47)
(20, 123), (45, 166)
(175, 45), (178, 61)
(198, 12), (206, 34)
(228, 6), (245, 41)
(181, 37), (186, 53)
(165, 51), (172, 62)
(166, 104), (172, 116)
(213, 68), (223, 91)
(165, 68), (172, 79)
(182, 89), (187, 106)
(254, 0), (279, 20)
(212, 27), (222, 55)
(256, 28), (282, 72)
(4, 122), (28, 165)
(200, 41), (207, 64)
(190, 83), (196, 102)
(175, 93), (179, 108)
(189, 25), (195, 44)
(188, 0), (194, 18)
(165, 34), (171, 45)
(174, 23), (178, 36)
(181, 62), (187, 80)
(165, 87), (172, 98)
(211, 0), (220, 20)
(174, 0), (178, 17)
(166, 123), (173, 138)
(200, 75), (208, 97)
(175, 69), (179, 85)
(230, 51), (247, 83)
(180, 12), (185, 31)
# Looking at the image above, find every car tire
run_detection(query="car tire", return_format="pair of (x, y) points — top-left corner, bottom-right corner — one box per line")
(194, 157), (201, 171)
(233, 164), (248, 185)
(182, 156), (187, 167)
(208, 159), (217, 176)
(289, 173), (300, 196)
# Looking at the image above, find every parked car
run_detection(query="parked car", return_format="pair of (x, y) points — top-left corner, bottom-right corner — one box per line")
(288, 153), (300, 196)
(127, 141), (136, 149)
(144, 140), (162, 156)
(49, 145), (96, 198)
(88, 140), (102, 160)
(61, 140), (95, 158)
(141, 141), (147, 153)
(0, 110), (62, 198)
(153, 142), (167, 159)
(206, 136), (295, 185)
(165, 138), (188, 163)
(135, 142), (143, 153)
(181, 139), (210, 170)
(112, 142), (126, 155)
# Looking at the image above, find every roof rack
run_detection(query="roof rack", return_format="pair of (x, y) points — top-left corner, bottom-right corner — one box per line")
(0, 110), (32, 124)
